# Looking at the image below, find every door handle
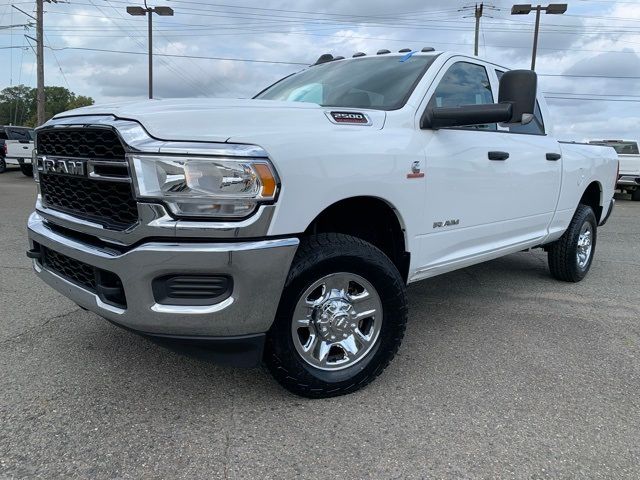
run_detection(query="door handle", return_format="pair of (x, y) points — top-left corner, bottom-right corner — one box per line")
(488, 151), (509, 161)
(546, 153), (561, 161)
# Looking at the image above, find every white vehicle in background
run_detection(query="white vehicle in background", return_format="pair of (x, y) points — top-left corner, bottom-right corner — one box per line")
(589, 140), (640, 201)
(27, 50), (618, 398)
(0, 126), (35, 176)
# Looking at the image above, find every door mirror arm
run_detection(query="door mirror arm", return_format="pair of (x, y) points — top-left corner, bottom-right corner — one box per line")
(421, 103), (512, 130)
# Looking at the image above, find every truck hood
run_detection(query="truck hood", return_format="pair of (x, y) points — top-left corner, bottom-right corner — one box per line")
(54, 98), (386, 143)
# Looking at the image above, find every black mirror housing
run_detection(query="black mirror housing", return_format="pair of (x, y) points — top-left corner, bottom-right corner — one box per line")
(498, 69), (537, 124)
(421, 103), (512, 129)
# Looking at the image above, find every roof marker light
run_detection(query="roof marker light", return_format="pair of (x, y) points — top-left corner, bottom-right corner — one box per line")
(313, 53), (334, 65)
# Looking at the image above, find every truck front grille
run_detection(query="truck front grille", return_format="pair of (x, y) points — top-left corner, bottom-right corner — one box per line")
(36, 128), (138, 230)
(37, 128), (126, 160)
(39, 173), (139, 230)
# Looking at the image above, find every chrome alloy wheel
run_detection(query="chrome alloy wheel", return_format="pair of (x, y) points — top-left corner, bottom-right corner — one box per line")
(291, 272), (383, 371)
(576, 222), (593, 269)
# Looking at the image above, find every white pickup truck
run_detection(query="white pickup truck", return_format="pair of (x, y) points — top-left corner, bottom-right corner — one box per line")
(589, 140), (640, 201)
(27, 50), (618, 398)
(0, 125), (35, 176)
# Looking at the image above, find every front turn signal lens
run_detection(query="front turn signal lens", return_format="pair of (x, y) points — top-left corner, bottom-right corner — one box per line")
(254, 163), (277, 198)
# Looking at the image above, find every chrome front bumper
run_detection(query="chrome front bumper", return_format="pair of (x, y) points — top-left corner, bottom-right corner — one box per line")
(28, 212), (299, 337)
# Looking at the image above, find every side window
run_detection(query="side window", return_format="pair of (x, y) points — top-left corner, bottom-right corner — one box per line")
(495, 70), (545, 135)
(428, 62), (496, 131)
(0, 130), (8, 140)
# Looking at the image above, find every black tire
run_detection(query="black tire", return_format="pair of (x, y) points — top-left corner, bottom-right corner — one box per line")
(264, 233), (408, 398)
(548, 204), (597, 282)
(631, 189), (640, 202)
(20, 163), (33, 177)
(0, 157), (6, 174)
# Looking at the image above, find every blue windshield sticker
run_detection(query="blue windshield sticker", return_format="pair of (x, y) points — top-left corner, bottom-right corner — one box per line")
(399, 51), (417, 62)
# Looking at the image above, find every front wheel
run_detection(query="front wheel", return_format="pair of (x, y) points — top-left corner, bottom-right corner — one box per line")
(264, 233), (407, 398)
(631, 189), (640, 202)
(20, 163), (33, 177)
(548, 204), (597, 282)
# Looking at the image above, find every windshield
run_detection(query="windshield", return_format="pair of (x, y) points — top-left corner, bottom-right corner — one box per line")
(255, 55), (437, 111)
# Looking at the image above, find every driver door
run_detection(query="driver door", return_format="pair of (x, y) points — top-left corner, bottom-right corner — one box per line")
(415, 59), (553, 277)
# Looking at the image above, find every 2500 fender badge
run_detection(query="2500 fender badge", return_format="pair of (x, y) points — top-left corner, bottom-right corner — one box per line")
(433, 219), (460, 229)
(327, 111), (370, 125)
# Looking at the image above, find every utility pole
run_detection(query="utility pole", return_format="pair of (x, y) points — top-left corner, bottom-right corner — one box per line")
(127, 2), (174, 99)
(462, 3), (496, 56)
(474, 3), (483, 57)
(147, 11), (153, 99)
(36, 0), (45, 126)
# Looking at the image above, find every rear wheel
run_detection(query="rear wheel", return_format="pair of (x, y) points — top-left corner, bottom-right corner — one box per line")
(265, 233), (407, 398)
(631, 189), (640, 201)
(0, 157), (6, 174)
(548, 204), (597, 282)
(19, 163), (33, 177)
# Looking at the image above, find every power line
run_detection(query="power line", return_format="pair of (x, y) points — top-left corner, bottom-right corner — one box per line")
(544, 92), (640, 98)
(0, 44), (633, 76)
(546, 96), (640, 102)
(538, 74), (640, 79)
(44, 45), (310, 65)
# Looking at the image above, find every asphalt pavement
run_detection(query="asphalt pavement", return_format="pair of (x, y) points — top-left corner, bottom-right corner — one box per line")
(1, 167), (639, 479)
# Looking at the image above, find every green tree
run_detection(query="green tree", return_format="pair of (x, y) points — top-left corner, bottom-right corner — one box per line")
(0, 85), (95, 127)
(0, 85), (34, 126)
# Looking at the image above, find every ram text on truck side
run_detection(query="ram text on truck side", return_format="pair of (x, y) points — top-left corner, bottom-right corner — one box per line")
(26, 50), (618, 398)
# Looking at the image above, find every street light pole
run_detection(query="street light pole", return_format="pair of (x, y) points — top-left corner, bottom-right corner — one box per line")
(127, 2), (174, 99)
(511, 4), (567, 71)
(531, 6), (541, 71)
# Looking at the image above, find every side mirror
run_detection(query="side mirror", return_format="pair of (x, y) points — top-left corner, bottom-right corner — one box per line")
(498, 69), (537, 125)
(420, 69), (538, 129)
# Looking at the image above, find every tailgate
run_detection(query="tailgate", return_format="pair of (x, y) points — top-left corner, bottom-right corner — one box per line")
(618, 154), (640, 175)
(6, 140), (33, 159)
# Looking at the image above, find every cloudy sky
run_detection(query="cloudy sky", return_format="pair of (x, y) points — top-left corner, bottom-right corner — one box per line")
(1, 0), (639, 141)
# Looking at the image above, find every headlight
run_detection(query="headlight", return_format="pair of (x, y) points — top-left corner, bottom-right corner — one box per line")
(130, 154), (278, 218)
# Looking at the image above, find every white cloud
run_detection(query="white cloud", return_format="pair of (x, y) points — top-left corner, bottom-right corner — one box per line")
(0, 0), (638, 140)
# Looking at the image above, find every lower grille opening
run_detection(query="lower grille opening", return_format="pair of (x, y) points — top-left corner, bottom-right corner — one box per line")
(152, 274), (233, 306)
(39, 244), (127, 309)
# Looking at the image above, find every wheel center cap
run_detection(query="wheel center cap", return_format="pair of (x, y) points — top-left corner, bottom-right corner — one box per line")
(314, 297), (355, 341)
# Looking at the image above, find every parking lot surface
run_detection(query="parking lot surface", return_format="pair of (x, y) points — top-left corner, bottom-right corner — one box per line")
(1, 168), (639, 478)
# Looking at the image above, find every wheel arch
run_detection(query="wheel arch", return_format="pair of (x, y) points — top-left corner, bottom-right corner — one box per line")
(580, 181), (603, 223)
(303, 196), (410, 283)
